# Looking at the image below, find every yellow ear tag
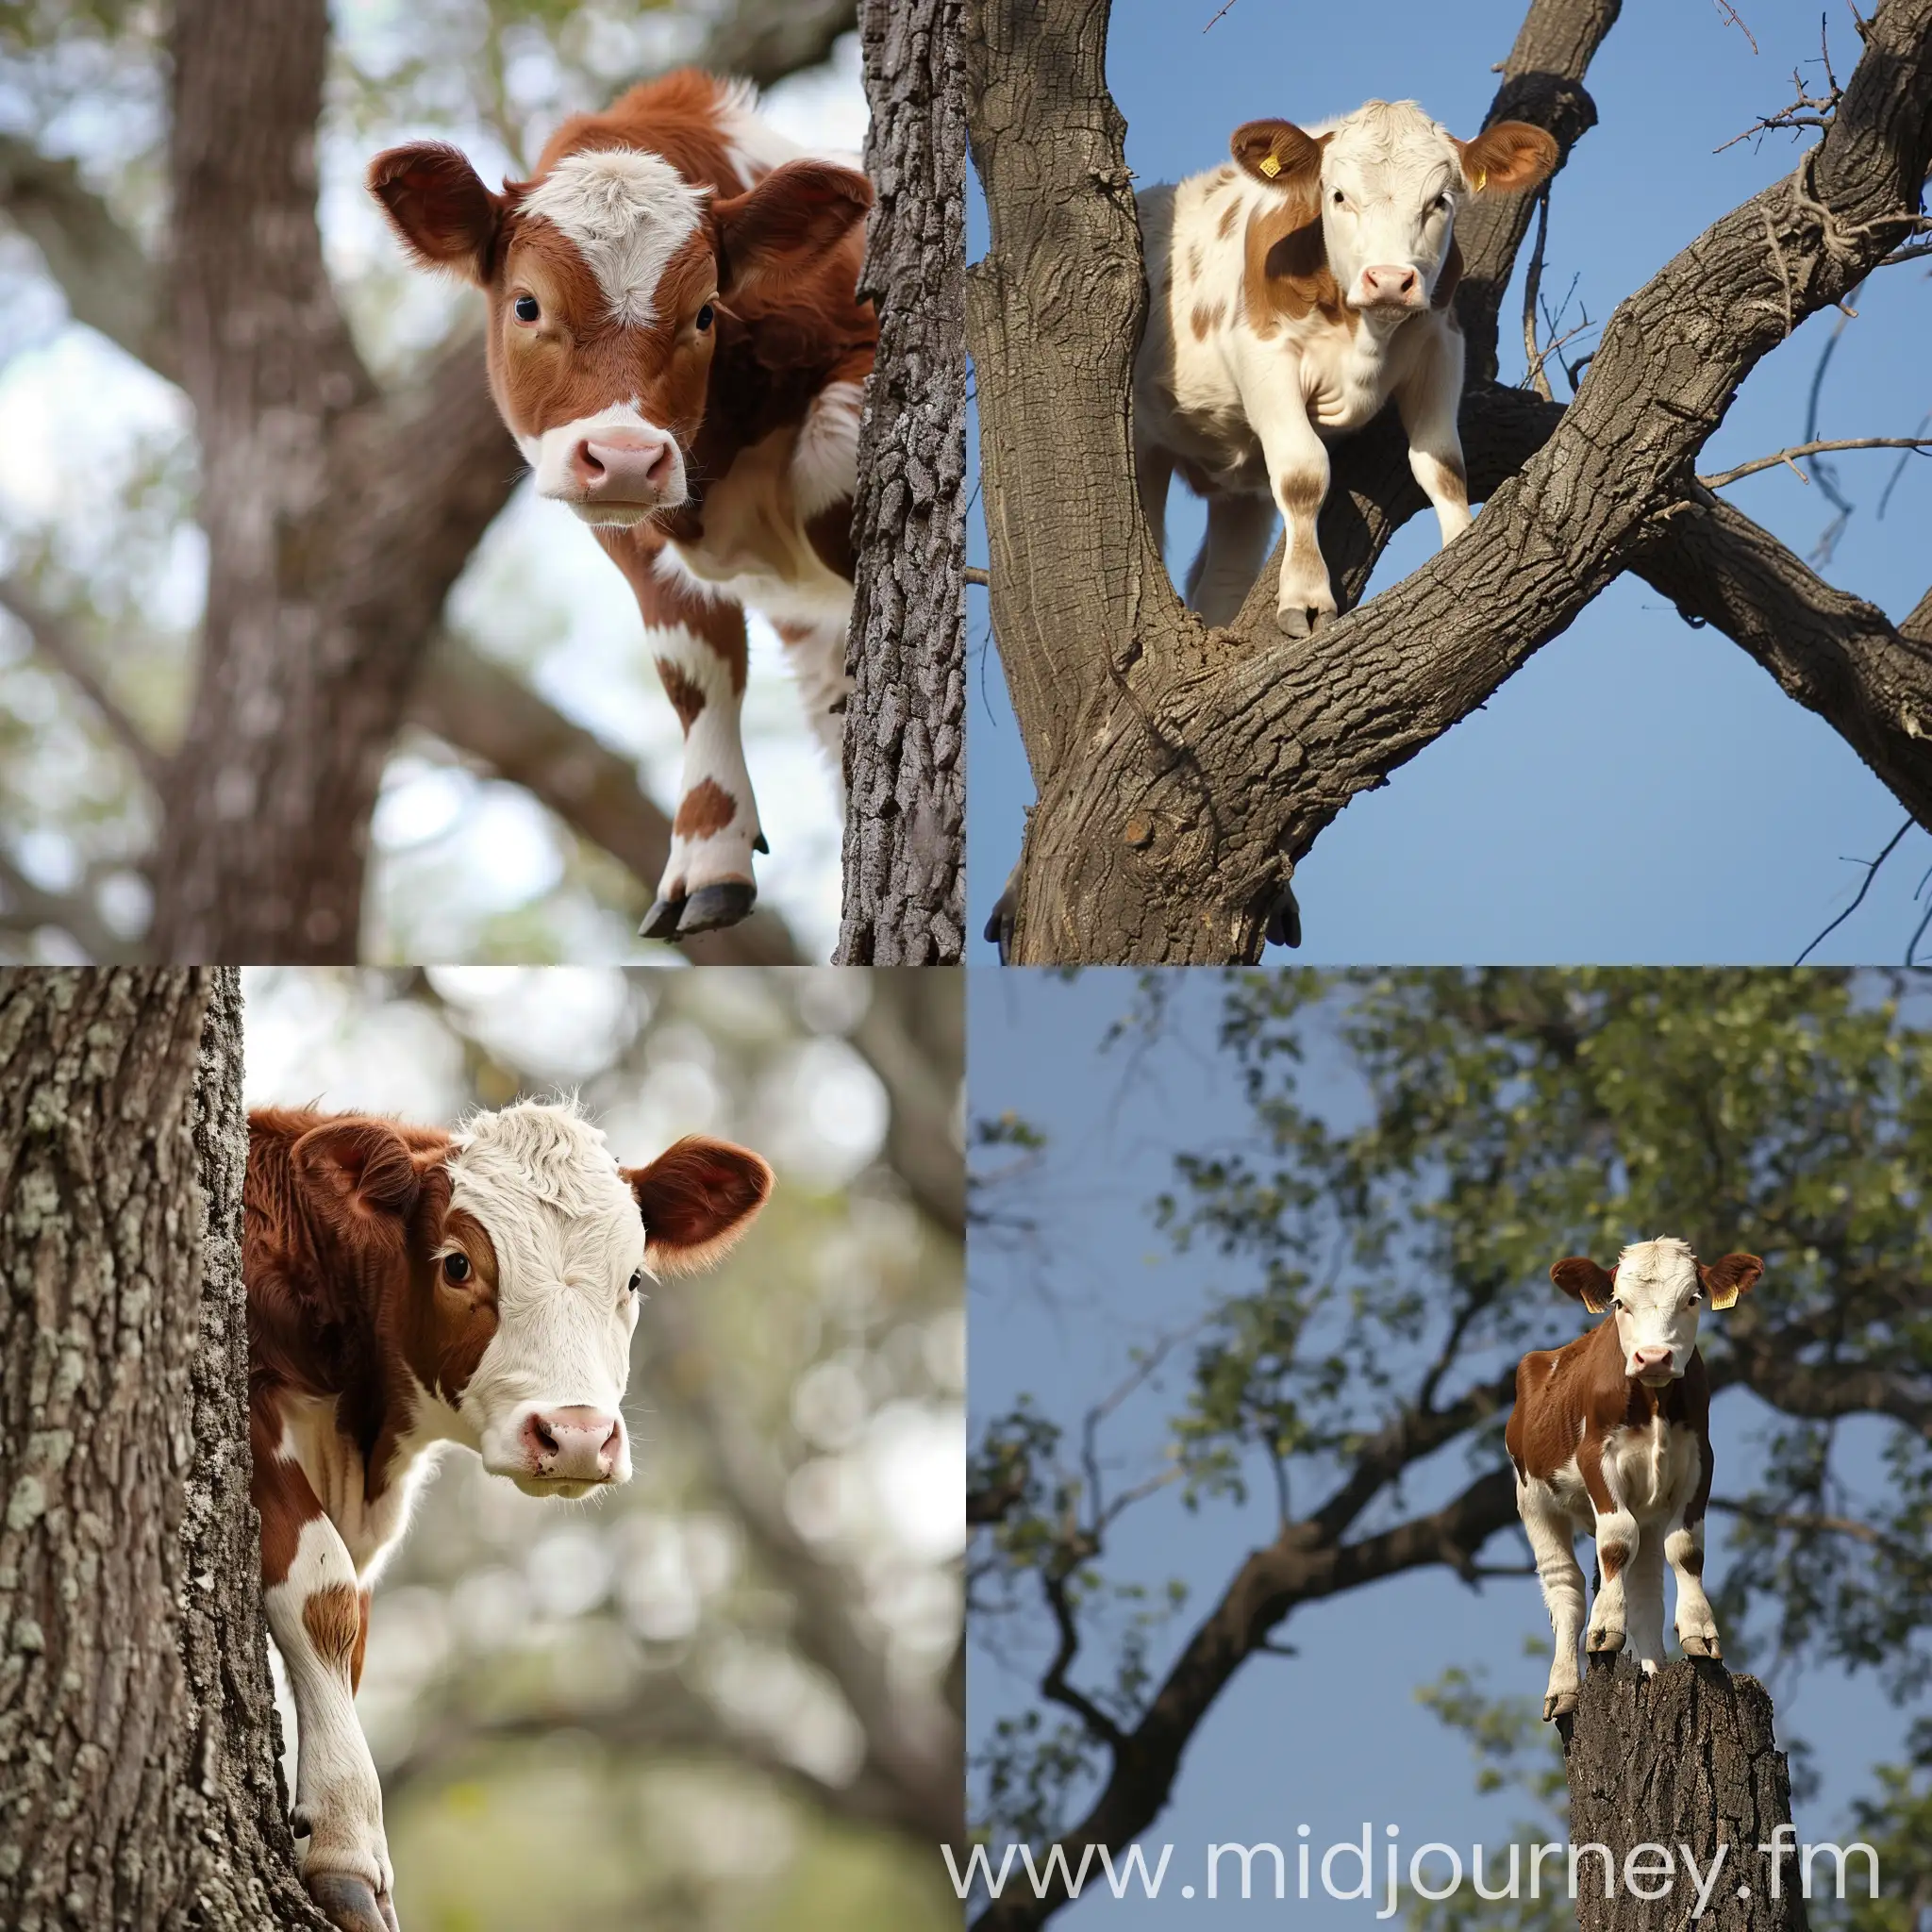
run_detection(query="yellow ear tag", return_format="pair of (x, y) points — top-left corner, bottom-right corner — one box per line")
(1258, 154), (1281, 178)
(1473, 168), (1488, 192)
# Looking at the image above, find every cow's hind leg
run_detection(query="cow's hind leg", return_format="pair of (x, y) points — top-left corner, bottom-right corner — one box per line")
(634, 575), (764, 940)
(255, 1447), (398, 1932)
(1520, 1480), (1587, 1721)
(1623, 1524), (1669, 1674)
(1187, 490), (1278, 628)
(772, 608), (853, 806)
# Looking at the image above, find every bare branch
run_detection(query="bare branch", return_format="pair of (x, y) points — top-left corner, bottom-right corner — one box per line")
(1791, 816), (1916, 964)
(408, 637), (804, 967)
(1712, 0), (1759, 53)
(1698, 436), (1932, 489)
(0, 580), (169, 791)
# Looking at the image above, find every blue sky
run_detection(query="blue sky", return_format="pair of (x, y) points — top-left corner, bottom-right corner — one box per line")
(965, 0), (1932, 966)
(966, 972), (1914, 1925)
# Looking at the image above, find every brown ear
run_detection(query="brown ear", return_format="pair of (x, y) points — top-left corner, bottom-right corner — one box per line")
(1453, 122), (1558, 194)
(291, 1119), (422, 1224)
(714, 160), (873, 304)
(1551, 1257), (1616, 1316)
(1231, 119), (1328, 190)
(624, 1137), (773, 1276)
(368, 142), (506, 284)
(1699, 1252), (1763, 1311)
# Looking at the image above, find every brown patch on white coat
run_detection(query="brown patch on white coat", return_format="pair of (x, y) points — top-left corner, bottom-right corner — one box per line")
(368, 69), (874, 939)
(1505, 1238), (1763, 1722)
(245, 1100), (770, 1932)
(1131, 100), (1556, 636)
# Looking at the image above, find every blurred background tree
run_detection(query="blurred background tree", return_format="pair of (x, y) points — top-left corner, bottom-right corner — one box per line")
(0, 0), (882, 965)
(243, 965), (963, 1929)
(968, 970), (1932, 1929)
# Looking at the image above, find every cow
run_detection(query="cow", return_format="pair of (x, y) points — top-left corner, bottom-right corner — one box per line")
(1505, 1238), (1763, 1723)
(245, 1098), (772, 1932)
(1131, 100), (1557, 634)
(368, 71), (875, 940)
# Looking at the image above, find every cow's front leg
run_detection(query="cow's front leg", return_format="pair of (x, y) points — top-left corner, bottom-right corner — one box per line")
(1241, 360), (1334, 637)
(1666, 1515), (1723, 1658)
(638, 592), (764, 941)
(1520, 1480), (1587, 1721)
(1394, 322), (1474, 550)
(256, 1455), (396, 1932)
(1586, 1502), (1640, 1657)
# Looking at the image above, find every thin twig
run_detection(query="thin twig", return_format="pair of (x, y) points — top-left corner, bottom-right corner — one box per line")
(1793, 816), (1914, 965)
(1202, 0), (1240, 27)
(965, 565), (990, 588)
(1875, 410), (1931, 519)
(1697, 437), (1932, 490)
(1712, 0), (1759, 52)
(1522, 187), (1554, 401)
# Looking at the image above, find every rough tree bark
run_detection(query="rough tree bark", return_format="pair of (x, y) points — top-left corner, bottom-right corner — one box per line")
(138, 0), (855, 963)
(0, 968), (323, 1931)
(1564, 1658), (1809, 1932)
(966, 0), (1932, 964)
(839, 0), (968, 965)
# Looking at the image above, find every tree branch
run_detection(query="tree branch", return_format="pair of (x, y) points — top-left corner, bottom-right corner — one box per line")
(409, 635), (804, 966)
(0, 579), (169, 791)
(1699, 435), (1932, 489)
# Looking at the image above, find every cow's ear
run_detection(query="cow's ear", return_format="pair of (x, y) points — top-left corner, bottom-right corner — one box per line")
(1699, 1253), (1763, 1310)
(713, 160), (873, 304)
(291, 1120), (423, 1224)
(1231, 120), (1327, 191)
(1453, 122), (1558, 195)
(624, 1137), (773, 1275)
(368, 142), (507, 285)
(1550, 1257), (1616, 1316)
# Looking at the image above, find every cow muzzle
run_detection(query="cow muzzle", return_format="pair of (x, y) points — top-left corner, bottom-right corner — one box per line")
(1629, 1345), (1677, 1386)
(514, 1405), (627, 1493)
(1356, 264), (1425, 311)
(526, 410), (688, 527)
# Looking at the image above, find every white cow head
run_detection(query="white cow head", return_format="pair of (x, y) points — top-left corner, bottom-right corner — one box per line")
(1231, 100), (1557, 323)
(1551, 1237), (1763, 1384)
(437, 1099), (770, 1496)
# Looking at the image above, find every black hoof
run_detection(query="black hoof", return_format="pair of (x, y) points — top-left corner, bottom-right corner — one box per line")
(639, 896), (686, 941)
(754, 831), (770, 854)
(1265, 885), (1302, 949)
(307, 1872), (394, 1932)
(677, 880), (758, 933)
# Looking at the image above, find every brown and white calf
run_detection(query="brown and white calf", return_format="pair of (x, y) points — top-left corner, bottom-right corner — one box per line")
(370, 70), (874, 939)
(1505, 1238), (1762, 1723)
(1132, 101), (1556, 634)
(245, 1099), (771, 1932)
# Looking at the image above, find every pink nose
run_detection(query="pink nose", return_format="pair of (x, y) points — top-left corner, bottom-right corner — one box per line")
(1632, 1346), (1673, 1374)
(520, 1406), (624, 1482)
(568, 428), (676, 502)
(1360, 264), (1421, 305)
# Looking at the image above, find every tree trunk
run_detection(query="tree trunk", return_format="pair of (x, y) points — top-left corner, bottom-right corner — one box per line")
(839, 0), (967, 966)
(1564, 1657), (1808, 1932)
(0, 969), (320, 1931)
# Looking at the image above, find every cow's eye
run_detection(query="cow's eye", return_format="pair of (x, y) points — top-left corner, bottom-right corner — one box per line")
(627, 1269), (643, 1294)
(513, 293), (541, 324)
(1330, 190), (1345, 207)
(695, 302), (714, 333)
(1609, 1296), (1624, 1311)
(1433, 193), (1451, 211)
(442, 1252), (472, 1285)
